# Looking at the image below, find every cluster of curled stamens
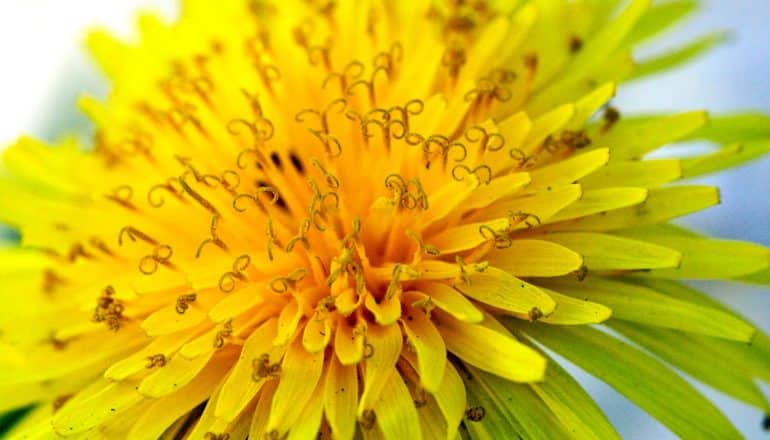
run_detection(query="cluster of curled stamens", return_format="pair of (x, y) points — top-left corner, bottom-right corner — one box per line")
(251, 353), (282, 381)
(384, 174), (429, 210)
(145, 353), (167, 369)
(543, 129), (592, 153)
(269, 268), (308, 294)
(213, 319), (233, 349)
(175, 293), (197, 314)
(218, 254), (252, 293)
(509, 147), (537, 169)
(92, 285), (124, 331)
(508, 210), (542, 229)
(479, 224), (513, 249)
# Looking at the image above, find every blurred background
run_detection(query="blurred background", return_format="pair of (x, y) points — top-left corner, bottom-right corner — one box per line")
(0, 0), (768, 438)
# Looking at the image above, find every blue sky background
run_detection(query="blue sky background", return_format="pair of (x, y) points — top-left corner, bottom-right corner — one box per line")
(0, 0), (768, 438)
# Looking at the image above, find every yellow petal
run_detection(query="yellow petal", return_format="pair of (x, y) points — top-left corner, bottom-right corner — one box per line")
(461, 172), (532, 212)
(593, 111), (708, 161)
(324, 357), (358, 440)
(127, 353), (229, 440)
(436, 312), (545, 382)
(140, 303), (207, 337)
(138, 348), (218, 398)
(400, 308), (446, 393)
(409, 283), (484, 323)
(53, 379), (143, 435)
(538, 288), (612, 325)
(433, 362), (466, 440)
(302, 315), (332, 353)
(580, 159), (682, 188)
(371, 369), (422, 440)
(365, 291), (402, 325)
(521, 104), (576, 152)
(527, 148), (609, 192)
(545, 185), (719, 231)
(455, 267), (556, 316)
(358, 323), (403, 415)
(475, 184), (583, 226)
(334, 316), (365, 365)
(267, 336), (325, 435)
(104, 326), (201, 381)
(486, 239), (583, 277)
(545, 277), (755, 341)
(548, 187), (648, 222)
(286, 379), (324, 440)
(617, 227), (770, 279)
(215, 319), (280, 422)
(543, 232), (681, 270)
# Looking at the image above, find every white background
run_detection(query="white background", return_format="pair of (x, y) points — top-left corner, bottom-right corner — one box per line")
(0, 1), (768, 438)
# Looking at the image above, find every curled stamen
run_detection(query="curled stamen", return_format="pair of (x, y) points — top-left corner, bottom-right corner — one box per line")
(233, 186), (279, 211)
(146, 354), (167, 368)
(227, 117), (274, 147)
(118, 226), (157, 246)
(139, 243), (173, 276)
(509, 148), (537, 168)
(454, 256), (488, 285)
(384, 174), (407, 195)
(406, 230), (440, 256)
(451, 164), (493, 185)
(175, 293), (197, 314)
(285, 218), (312, 252)
(310, 158), (340, 189)
(479, 224), (512, 249)
(441, 45), (466, 78)
(221, 170), (241, 192)
(266, 218), (277, 261)
(508, 210), (542, 229)
(105, 185), (135, 209)
(179, 172), (219, 215)
(147, 180), (182, 208)
(269, 268), (307, 293)
(446, 141), (468, 162)
(308, 129), (343, 158)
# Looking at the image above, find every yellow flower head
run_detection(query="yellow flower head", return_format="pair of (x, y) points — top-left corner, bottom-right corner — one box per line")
(1, 0), (769, 439)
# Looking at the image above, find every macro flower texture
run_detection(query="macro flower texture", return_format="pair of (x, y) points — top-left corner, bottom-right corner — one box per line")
(1, 0), (770, 438)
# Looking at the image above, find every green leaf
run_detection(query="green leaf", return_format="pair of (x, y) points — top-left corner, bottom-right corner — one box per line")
(518, 324), (742, 440)
(610, 320), (770, 410)
(542, 277), (755, 341)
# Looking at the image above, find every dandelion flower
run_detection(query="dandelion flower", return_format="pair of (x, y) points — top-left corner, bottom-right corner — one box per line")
(2, 0), (769, 439)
